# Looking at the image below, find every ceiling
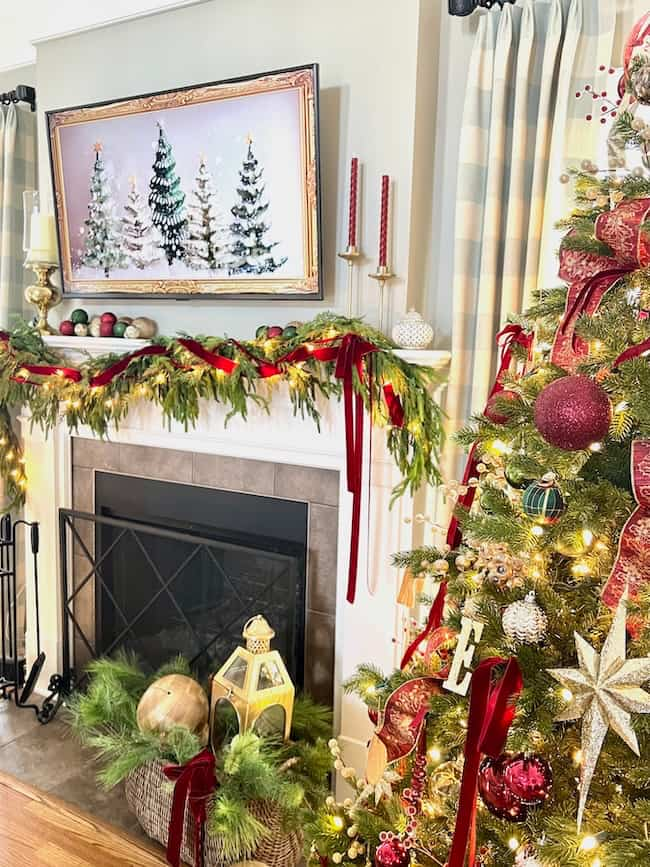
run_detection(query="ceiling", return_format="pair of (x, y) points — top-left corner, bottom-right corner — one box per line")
(0, 0), (206, 71)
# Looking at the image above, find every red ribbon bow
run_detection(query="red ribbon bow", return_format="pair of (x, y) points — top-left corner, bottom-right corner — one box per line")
(447, 657), (523, 867)
(163, 748), (216, 867)
(552, 198), (650, 371)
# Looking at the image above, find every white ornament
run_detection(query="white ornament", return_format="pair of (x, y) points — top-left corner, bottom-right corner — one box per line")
(124, 324), (141, 340)
(391, 309), (434, 350)
(131, 316), (157, 338)
(74, 323), (88, 337)
(502, 592), (548, 645)
(88, 316), (101, 338)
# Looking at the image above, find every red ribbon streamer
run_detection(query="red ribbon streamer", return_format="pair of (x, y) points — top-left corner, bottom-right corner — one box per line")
(612, 337), (650, 368)
(383, 382), (405, 428)
(602, 440), (650, 611)
(89, 345), (169, 388)
(552, 198), (650, 370)
(163, 748), (216, 867)
(447, 657), (523, 867)
(17, 363), (82, 383)
(177, 338), (239, 375)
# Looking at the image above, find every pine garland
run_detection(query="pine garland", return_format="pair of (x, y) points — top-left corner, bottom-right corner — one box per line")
(0, 314), (445, 511)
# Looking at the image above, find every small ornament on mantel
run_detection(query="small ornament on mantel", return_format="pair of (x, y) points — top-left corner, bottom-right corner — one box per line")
(391, 309), (434, 350)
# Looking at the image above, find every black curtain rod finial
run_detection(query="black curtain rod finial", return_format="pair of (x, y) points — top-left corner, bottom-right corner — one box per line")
(449, 0), (516, 15)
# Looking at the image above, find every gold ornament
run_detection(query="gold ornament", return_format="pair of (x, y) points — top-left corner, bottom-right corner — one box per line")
(136, 674), (210, 744)
(548, 598), (650, 828)
(210, 615), (295, 745)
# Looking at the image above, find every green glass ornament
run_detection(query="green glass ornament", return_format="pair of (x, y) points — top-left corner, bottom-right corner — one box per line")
(255, 325), (269, 340)
(71, 308), (89, 325)
(112, 321), (127, 338)
(282, 325), (298, 339)
(504, 461), (534, 490)
(522, 475), (566, 525)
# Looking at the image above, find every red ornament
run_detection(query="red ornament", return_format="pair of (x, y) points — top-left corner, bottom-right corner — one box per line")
(99, 321), (115, 337)
(484, 390), (519, 425)
(534, 375), (611, 450)
(375, 839), (410, 867)
(59, 320), (75, 336)
(100, 312), (117, 325)
(477, 756), (528, 822)
(266, 325), (283, 338)
(504, 753), (553, 806)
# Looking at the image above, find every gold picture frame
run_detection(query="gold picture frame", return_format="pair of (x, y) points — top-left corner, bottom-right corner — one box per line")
(47, 65), (322, 299)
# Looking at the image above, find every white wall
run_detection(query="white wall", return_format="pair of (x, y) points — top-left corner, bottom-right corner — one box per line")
(33, 0), (440, 339)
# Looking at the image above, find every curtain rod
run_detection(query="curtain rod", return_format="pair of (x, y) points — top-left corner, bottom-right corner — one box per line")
(0, 85), (36, 112)
(449, 0), (516, 15)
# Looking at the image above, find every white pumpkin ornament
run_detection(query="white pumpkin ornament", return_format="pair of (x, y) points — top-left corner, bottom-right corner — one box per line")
(392, 309), (434, 350)
(88, 316), (102, 338)
(74, 323), (89, 337)
(124, 324), (141, 340)
(502, 592), (548, 646)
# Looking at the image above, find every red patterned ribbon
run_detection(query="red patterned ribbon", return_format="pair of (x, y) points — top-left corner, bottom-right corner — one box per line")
(552, 198), (650, 370)
(89, 345), (169, 388)
(163, 748), (216, 867)
(602, 440), (650, 610)
(373, 676), (442, 765)
(447, 657), (523, 867)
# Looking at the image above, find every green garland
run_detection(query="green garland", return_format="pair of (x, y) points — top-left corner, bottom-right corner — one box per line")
(0, 313), (445, 509)
(69, 653), (333, 863)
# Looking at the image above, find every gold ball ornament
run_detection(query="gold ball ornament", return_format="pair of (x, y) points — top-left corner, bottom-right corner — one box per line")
(136, 674), (209, 745)
(131, 316), (157, 338)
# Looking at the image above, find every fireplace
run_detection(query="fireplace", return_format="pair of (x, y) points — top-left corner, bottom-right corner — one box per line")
(68, 439), (339, 704)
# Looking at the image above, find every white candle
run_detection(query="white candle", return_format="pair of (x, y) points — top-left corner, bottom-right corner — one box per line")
(27, 214), (58, 264)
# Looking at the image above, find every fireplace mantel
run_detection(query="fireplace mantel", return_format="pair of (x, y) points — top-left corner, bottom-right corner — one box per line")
(20, 334), (450, 779)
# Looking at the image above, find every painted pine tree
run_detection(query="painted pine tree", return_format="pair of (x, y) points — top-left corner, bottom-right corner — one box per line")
(185, 155), (226, 270)
(227, 136), (287, 276)
(121, 177), (160, 270)
(79, 143), (127, 278)
(148, 124), (187, 266)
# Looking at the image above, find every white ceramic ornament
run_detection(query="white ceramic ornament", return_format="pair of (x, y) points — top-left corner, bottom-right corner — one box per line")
(74, 323), (88, 337)
(502, 592), (548, 646)
(88, 317), (102, 338)
(124, 324), (141, 339)
(131, 316), (157, 338)
(392, 309), (434, 349)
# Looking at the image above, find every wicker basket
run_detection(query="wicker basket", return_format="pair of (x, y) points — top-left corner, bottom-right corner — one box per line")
(125, 760), (303, 867)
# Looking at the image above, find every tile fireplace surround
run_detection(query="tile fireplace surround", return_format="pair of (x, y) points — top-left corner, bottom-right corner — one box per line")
(19, 335), (450, 778)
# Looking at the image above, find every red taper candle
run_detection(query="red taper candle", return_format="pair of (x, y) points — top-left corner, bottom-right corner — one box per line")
(379, 174), (389, 267)
(347, 157), (359, 248)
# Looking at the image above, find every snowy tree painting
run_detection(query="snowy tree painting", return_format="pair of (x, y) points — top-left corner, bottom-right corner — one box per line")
(185, 155), (226, 271)
(227, 137), (287, 276)
(148, 124), (188, 266)
(121, 177), (160, 270)
(79, 143), (128, 278)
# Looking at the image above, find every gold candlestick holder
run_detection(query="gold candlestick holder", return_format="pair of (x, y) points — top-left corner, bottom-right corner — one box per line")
(338, 245), (361, 318)
(369, 264), (395, 334)
(24, 262), (60, 335)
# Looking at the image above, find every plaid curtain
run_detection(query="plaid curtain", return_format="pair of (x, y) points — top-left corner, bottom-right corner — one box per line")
(443, 0), (628, 485)
(0, 103), (37, 326)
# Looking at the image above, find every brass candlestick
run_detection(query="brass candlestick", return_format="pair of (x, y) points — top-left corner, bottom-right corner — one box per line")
(24, 262), (60, 335)
(337, 245), (361, 318)
(369, 264), (395, 333)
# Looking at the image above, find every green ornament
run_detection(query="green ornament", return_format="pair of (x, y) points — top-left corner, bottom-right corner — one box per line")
(282, 325), (298, 339)
(255, 325), (269, 340)
(504, 460), (534, 490)
(522, 475), (566, 525)
(71, 308), (89, 325)
(112, 321), (127, 338)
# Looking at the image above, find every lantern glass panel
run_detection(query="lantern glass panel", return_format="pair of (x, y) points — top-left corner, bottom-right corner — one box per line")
(224, 656), (248, 688)
(212, 697), (240, 747)
(257, 660), (285, 690)
(253, 705), (286, 738)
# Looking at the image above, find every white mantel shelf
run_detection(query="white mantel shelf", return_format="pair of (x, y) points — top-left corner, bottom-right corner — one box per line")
(43, 335), (451, 371)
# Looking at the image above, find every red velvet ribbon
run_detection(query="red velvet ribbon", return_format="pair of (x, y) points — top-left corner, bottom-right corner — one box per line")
(177, 338), (239, 375)
(17, 363), (82, 382)
(447, 657), (523, 867)
(383, 382), (405, 427)
(89, 345), (169, 388)
(163, 748), (216, 867)
(612, 336), (650, 368)
(602, 439), (650, 611)
(552, 198), (650, 370)
(334, 333), (380, 603)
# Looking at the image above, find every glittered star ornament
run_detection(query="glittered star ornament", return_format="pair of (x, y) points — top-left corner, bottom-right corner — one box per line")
(548, 598), (650, 828)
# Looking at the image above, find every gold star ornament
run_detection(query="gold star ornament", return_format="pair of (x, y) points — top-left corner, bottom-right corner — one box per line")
(548, 598), (650, 828)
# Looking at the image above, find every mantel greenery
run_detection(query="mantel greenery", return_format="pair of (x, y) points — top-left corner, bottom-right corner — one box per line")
(0, 313), (446, 509)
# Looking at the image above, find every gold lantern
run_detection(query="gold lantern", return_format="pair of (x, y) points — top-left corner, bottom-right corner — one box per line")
(210, 615), (295, 746)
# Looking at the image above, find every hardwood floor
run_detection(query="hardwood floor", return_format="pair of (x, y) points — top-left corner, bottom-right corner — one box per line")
(0, 770), (167, 866)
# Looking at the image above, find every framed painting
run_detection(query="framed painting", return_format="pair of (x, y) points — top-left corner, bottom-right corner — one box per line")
(47, 64), (322, 299)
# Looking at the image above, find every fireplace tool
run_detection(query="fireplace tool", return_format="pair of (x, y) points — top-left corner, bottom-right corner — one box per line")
(0, 514), (60, 723)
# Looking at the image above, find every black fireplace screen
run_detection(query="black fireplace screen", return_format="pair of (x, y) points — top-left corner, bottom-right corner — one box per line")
(59, 475), (308, 686)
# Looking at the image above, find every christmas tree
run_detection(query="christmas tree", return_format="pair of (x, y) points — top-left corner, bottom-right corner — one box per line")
(120, 177), (160, 270)
(148, 123), (187, 265)
(308, 40), (650, 867)
(185, 154), (226, 270)
(227, 136), (287, 275)
(79, 143), (127, 278)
